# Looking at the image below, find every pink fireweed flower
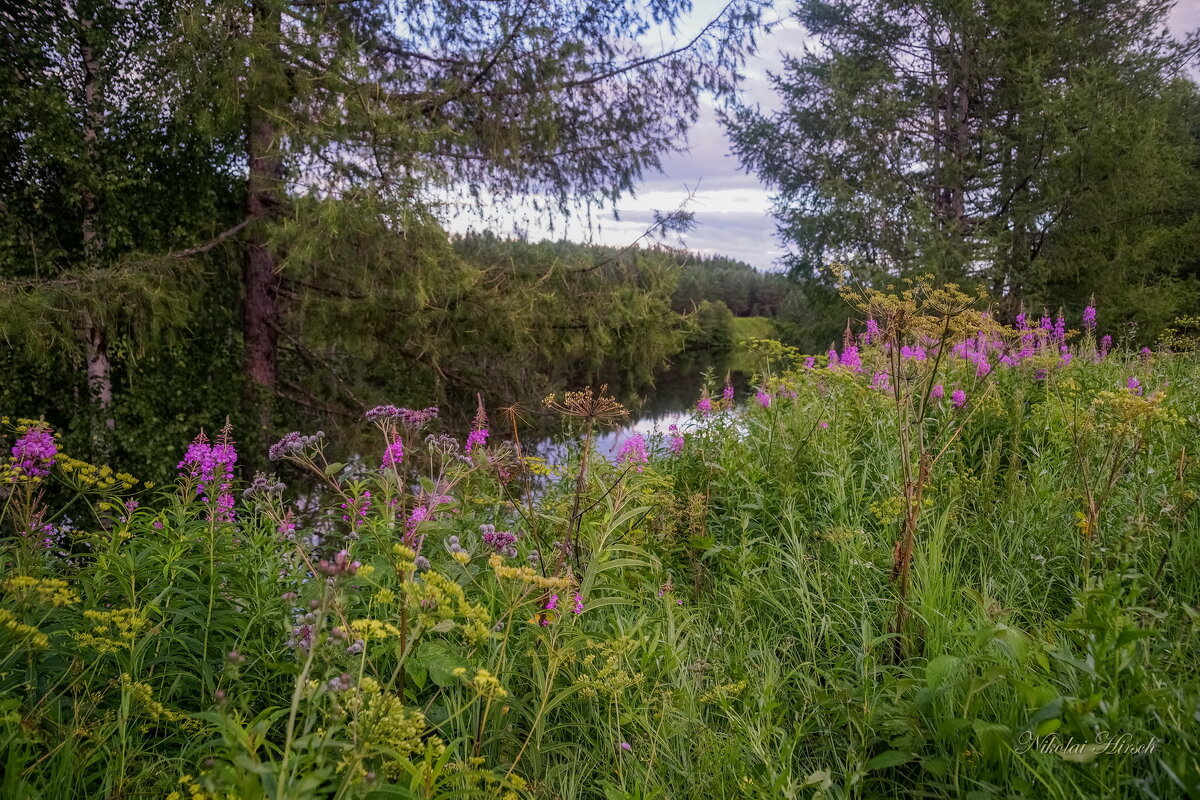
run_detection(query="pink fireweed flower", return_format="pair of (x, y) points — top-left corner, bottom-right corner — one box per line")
(755, 389), (771, 408)
(697, 393), (713, 415)
(404, 506), (430, 543)
(545, 594), (559, 612)
(826, 347), (840, 368)
(382, 439), (403, 469)
(572, 593), (584, 614)
(818, 420), (829, 429)
(667, 424), (685, 454)
(1140, 347), (1153, 360)
(1015, 312), (1028, 330)
(1082, 305), (1097, 330)
(1054, 316), (1066, 342)
(840, 345), (862, 372)
(1127, 376), (1142, 395)
(870, 371), (890, 391)
(179, 426), (238, 523)
(722, 378), (734, 402)
(465, 396), (489, 454)
(804, 356), (816, 369)
(10, 424), (56, 479)
(618, 433), (649, 473)
(1100, 335), (1112, 359)
(951, 389), (967, 409)
(931, 384), (944, 400)
(864, 317), (881, 344)
(1059, 345), (1072, 365)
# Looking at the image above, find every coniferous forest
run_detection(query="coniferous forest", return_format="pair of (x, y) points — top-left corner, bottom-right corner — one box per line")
(2, 2), (1200, 798)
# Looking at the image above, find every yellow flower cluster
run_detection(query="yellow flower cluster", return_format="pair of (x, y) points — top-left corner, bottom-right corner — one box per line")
(348, 618), (402, 641)
(520, 456), (556, 477)
(121, 674), (201, 733)
(340, 677), (436, 777)
(488, 554), (574, 590)
(164, 775), (228, 800)
(404, 570), (492, 644)
(453, 667), (507, 699)
(76, 608), (148, 653)
(56, 453), (140, 493)
(699, 680), (748, 705)
(575, 638), (644, 699)
(0, 608), (50, 649)
(2, 576), (79, 608)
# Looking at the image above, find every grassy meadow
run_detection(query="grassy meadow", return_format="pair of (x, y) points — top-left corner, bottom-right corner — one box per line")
(1, 287), (1198, 800)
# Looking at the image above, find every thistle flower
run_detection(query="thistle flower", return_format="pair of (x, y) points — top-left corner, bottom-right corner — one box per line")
(951, 389), (967, 409)
(10, 423), (56, 479)
(480, 524), (518, 558)
(618, 434), (649, 473)
(268, 431), (324, 461)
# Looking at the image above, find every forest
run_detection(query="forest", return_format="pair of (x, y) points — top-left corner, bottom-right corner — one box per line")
(2, 1), (1199, 798)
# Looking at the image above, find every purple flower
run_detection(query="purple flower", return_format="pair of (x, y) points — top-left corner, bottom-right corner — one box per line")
(818, 420), (829, 429)
(465, 428), (488, 453)
(545, 594), (559, 611)
(1100, 335), (1112, 359)
(870, 371), (890, 391)
(826, 347), (840, 368)
(697, 394), (713, 415)
(755, 389), (771, 409)
(1059, 344), (1072, 365)
(1015, 312), (1027, 330)
(382, 439), (404, 469)
(572, 593), (584, 615)
(269, 430), (324, 461)
(951, 389), (967, 409)
(667, 424), (685, 455)
(840, 345), (862, 372)
(404, 506), (430, 543)
(11, 424), (56, 479)
(804, 356), (816, 369)
(1127, 376), (1142, 395)
(1082, 305), (1097, 330)
(722, 380), (734, 402)
(481, 524), (519, 557)
(931, 384), (944, 400)
(619, 742), (632, 752)
(618, 434), (649, 473)
(179, 426), (238, 523)
(864, 317), (881, 344)
(1140, 347), (1153, 360)
(465, 398), (489, 453)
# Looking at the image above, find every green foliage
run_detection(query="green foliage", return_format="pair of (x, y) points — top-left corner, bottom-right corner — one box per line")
(726, 0), (1200, 338)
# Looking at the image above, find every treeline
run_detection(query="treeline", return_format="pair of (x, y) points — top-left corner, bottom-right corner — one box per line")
(727, 0), (1200, 343)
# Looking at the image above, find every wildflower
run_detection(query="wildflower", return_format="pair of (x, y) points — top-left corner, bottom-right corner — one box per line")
(480, 524), (518, 558)
(931, 384), (944, 400)
(870, 371), (890, 391)
(1127, 376), (1142, 396)
(696, 392), (713, 415)
(340, 492), (372, 530)
(818, 421), (829, 429)
(620, 742), (632, 752)
(840, 344), (862, 372)
(382, 439), (404, 469)
(826, 346), (840, 368)
(618, 434), (649, 473)
(1082, 303), (1096, 330)
(667, 424), (685, 454)
(864, 317), (881, 344)
(316, 549), (361, 577)
(951, 389), (967, 409)
(244, 473), (285, 498)
(1140, 347), (1153, 360)
(465, 396), (489, 454)
(1015, 312), (1027, 330)
(1100, 335), (1112, 359)
(804, 356), (816, 369)
(572, 593), (584, 615)
(545, 593), (559, 611)
(755, 389), (771, 409)
(10, 423), (56, 479)
(1060, 344), (1073, 365)
(722, 376), (734, 403)
(268, 430), (324, 461)
(404, 506), (430, 541)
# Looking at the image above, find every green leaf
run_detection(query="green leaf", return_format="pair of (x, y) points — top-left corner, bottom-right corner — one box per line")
(866, 750), (912, 771)
(925, 655), (961, 689)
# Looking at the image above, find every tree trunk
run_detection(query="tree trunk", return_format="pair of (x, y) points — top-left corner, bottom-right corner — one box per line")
(243, 1), (284, 437)
(76, 4), (114, 435)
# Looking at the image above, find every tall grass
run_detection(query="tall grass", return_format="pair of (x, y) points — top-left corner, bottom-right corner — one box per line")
(1, 304), (1198, 799)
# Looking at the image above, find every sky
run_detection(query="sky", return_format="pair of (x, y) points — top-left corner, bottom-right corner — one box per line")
(448, 0), (1200, 273)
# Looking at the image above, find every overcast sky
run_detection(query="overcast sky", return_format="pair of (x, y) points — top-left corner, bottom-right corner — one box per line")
(448, 1), (1200, 272)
